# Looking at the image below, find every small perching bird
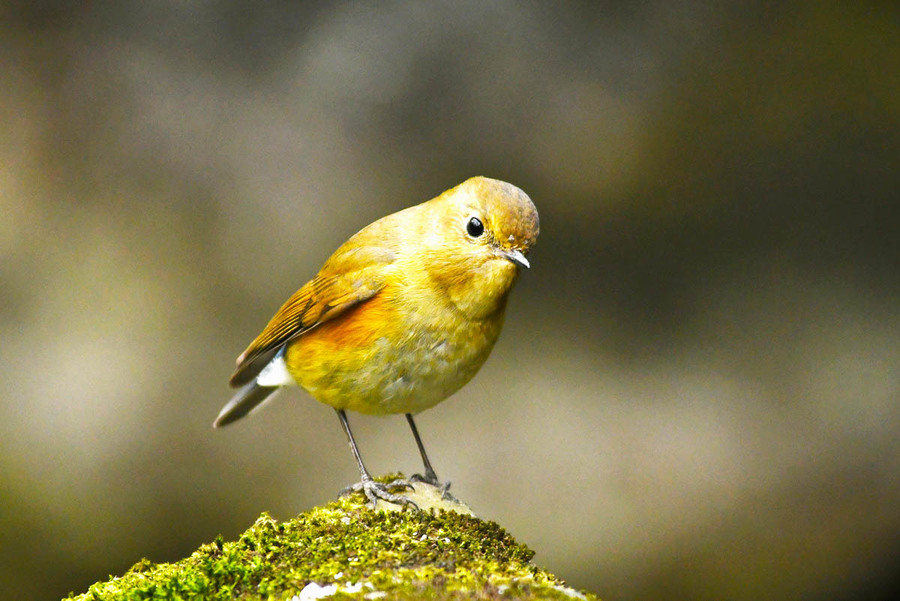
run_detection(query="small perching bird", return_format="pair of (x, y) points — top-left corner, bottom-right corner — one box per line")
(215, 176), (539, 508)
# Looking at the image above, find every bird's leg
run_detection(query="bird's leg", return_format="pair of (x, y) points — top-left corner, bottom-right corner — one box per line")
(406, 413), (452, 497)
(336, 409), (416, 509)
(406, 413), (439, 485)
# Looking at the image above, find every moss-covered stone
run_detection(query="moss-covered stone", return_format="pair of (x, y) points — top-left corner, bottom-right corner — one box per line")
(64, 476), (598, 601)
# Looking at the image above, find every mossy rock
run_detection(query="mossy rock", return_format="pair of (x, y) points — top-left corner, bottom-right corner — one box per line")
(65, 476), (598, 600)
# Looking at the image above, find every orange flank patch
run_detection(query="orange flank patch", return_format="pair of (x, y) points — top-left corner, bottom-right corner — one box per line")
(285, 289), (397, 391)
(305, 289), (395, 350)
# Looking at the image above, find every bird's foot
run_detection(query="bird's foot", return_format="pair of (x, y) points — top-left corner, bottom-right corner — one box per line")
(341, 476), (418, 510)
(409, 472), (456, 501)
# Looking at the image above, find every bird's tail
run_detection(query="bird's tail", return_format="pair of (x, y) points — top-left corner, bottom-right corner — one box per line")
(213, 382), (280, 428)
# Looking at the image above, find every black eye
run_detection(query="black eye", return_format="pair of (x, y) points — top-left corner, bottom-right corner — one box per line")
(466, 216), (484, 237)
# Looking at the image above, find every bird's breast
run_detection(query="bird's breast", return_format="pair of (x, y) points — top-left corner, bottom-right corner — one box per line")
(284, 283), (507, 414)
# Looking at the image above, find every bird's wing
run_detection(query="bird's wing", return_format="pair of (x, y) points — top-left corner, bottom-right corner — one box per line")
(229, 244), (396, 387)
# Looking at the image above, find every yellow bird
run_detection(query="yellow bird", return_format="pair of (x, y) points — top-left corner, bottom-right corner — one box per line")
(215, 176), (539, 507)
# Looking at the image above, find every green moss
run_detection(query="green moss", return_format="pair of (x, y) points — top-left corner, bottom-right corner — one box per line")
(65, 476), (598, 601)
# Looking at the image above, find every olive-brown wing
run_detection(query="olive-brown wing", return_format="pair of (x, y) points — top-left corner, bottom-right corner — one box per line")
(228, 245), (395, 387)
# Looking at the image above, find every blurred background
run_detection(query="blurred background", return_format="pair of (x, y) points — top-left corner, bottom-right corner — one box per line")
(2, 1), (899, 599)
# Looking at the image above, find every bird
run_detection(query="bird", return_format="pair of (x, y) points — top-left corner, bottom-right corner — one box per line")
(214, 176), (539, 508)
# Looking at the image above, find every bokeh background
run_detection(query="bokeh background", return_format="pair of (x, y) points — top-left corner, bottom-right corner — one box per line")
(2, 1), (899, 599)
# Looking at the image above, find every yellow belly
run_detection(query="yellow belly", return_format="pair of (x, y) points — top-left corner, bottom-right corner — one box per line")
(284, 290), (506, 415)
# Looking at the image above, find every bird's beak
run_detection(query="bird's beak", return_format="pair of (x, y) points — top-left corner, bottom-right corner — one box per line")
(502, 248), (531, 269)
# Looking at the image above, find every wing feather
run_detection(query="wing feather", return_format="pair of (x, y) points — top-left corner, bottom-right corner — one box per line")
(229, 244), (396, 387)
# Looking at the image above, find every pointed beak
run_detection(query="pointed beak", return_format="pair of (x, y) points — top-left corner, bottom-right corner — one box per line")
(502, 248), (531, 269)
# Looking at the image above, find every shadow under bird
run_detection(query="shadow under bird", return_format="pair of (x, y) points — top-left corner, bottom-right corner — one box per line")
(214, 176), (539, 507)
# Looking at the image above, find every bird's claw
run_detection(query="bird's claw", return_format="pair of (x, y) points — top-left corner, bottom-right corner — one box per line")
(409, 472), (455, 501)
(341, 477), (418, 510)
(409, 471), (440, 486)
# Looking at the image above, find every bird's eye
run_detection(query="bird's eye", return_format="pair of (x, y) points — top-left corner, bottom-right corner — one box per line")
(466, 216), (484, 238)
